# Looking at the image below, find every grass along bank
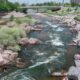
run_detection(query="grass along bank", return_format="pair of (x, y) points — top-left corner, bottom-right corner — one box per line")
(44, 7), (80, 16)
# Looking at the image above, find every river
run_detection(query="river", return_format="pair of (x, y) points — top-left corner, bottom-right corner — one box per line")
(0, 13), (79, 80)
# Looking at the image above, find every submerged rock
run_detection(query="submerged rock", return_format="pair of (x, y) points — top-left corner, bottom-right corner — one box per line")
(15, 58), (27, 68)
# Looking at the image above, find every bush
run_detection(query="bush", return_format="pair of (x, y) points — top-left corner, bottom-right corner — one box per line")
(16, 19), (22, 24)
(10, 15), (14, 21)
(0, 27), (24, 51)
(7, 45), (21, 52)
(15, 16), (36, 25)
(74, 16), (80, 21)
(67, 8), (72, 12)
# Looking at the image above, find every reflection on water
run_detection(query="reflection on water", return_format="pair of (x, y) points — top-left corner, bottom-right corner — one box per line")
(0, 18), (79, 80)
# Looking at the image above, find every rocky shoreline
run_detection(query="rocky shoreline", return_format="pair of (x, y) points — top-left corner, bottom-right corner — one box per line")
(0, 12), (80, 71)
(51, 14), (80, 46)
(35, 13), (80, 46)
(0, 14), (44, 70)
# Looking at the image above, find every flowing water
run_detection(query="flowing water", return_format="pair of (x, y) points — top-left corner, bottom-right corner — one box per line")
(0, 14), (79, 80)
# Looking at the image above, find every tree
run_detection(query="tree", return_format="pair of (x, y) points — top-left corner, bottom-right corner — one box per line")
(0, 0), (21, 12)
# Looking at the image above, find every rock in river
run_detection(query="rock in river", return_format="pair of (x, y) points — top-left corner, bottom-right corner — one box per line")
(15, 58), (27, 68)
(28, 38), (42, 45)
(19, 38), (42, 45)
(0, 50), (18, 66)
(19, 38), (29, 45)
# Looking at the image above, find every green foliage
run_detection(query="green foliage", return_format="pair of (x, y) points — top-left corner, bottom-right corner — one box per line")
(74, 16), (80, 21)
(32, 2), (61, 6)
(10, 15), (14, 21)
(7, 45), (21, 52)
(64, 3), (71, 7)
(71, 3), (79, 7)
(21, 8), (27, 13)
(15, 16), (36, 25)
(67, 8), (72, 12)
(46, 7), (76, 16)
(0, 0), (21, 12)
(0, 27), (24, 51)
(16, 19), (22, 24)
(74, 7), (78, 12)
(21, 3), (27, 13)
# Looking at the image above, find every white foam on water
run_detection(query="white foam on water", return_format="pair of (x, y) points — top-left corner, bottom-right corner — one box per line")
(28, 56), (58, 69)
(51, 39), (64, 46)
(35, 51), (47, 56)
(47, 37), (64, 46)
(56, 27), (64, 32)
(49, 33), (54, 38)
(19, 75), (36, 80)
(45, 21), (58, 28)
(52, 37), (64, 46)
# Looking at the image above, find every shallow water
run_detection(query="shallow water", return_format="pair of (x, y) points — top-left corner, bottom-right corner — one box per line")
(0, 15), (79, 80)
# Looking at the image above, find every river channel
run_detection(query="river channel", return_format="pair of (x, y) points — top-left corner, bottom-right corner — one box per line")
(0, 14), (79, 80)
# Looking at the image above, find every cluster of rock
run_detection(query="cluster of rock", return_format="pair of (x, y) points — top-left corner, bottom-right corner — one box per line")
(68, 54), (80, 80)
(0, 49), (18, 67)
(19, 37), (42, 45)
(2, 11), (26, 19)
(21, 24), (43, 33)
(0, 48), (29, 70)
(0, 12), (44, 71)
(52, 15), (80, 46)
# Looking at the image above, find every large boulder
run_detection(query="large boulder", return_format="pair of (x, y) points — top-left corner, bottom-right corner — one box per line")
(68, 66), (80, 80)
(28, 38), (42, 45)
(0, 50), (18, 66)
(2, 50), (18, 62)
(0, 49), (30, 69)
(19, 38), (42, 45)
(19, 38), (29, 45)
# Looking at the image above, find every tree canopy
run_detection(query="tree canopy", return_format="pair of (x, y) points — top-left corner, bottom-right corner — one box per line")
(0, 0), (21, 12)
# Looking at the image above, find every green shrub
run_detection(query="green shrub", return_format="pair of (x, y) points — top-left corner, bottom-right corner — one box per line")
(15, 17), (36, 25)
(7, 45), (21, 52)
(16, 19), (22, 24)
(0, 27), (24, 51)
(67, 8), (72, 12)
(10, 15), (14, 21)
(74, 16), (80, 21)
